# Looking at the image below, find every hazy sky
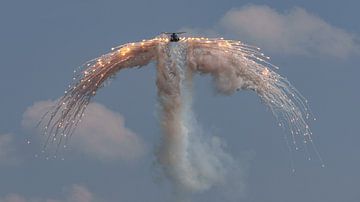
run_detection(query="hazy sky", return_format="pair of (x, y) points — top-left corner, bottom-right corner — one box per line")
(0, 0), (359, 201)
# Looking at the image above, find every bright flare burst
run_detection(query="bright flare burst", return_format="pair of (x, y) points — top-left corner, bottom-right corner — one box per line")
(39, 34), (323, 190)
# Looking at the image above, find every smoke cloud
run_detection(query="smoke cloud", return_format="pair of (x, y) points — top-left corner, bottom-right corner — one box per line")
(155, 43), (243, 194)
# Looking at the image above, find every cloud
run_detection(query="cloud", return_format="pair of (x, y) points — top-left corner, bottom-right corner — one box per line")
(0, 194), (26, 202)
(0, 134), (18, 165)
(0, 184), (95, 202)
(185, 5), (359, 57)
(65, 185), (93, 202)
(22, 100), (146, 161)
(219, 5), (359, 57)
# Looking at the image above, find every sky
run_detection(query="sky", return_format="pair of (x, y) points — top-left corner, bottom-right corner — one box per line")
(0, 0), (359, 201)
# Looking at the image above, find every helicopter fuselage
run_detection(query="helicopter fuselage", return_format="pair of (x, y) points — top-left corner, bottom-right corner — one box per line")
(169, 33), (180, 42)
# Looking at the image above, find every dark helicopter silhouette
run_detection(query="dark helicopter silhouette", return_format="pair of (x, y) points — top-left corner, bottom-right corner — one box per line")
(162, 32), (186, 42)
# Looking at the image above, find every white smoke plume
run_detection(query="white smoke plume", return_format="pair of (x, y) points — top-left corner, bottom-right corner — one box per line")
(35, 34), (321, 193)
(155, 43), (240, 193)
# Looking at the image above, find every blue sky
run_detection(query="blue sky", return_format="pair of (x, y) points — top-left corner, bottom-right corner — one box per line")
(0, 0), (359, 201)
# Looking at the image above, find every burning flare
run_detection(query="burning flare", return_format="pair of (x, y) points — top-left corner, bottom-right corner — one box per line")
(39, 34), (323, 190)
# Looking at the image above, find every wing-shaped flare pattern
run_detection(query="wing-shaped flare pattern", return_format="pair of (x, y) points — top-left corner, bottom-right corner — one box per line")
(38, 36), (323, 186)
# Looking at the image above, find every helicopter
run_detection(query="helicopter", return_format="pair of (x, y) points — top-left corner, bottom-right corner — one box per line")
(162, 32), (186, 42)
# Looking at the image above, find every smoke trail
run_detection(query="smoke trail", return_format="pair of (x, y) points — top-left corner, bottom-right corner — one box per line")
(156, 42), (239, 196)
(38, 34), (323, 194)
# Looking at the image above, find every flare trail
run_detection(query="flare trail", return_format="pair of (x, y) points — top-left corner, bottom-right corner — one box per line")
(39, 34), (323, 190)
